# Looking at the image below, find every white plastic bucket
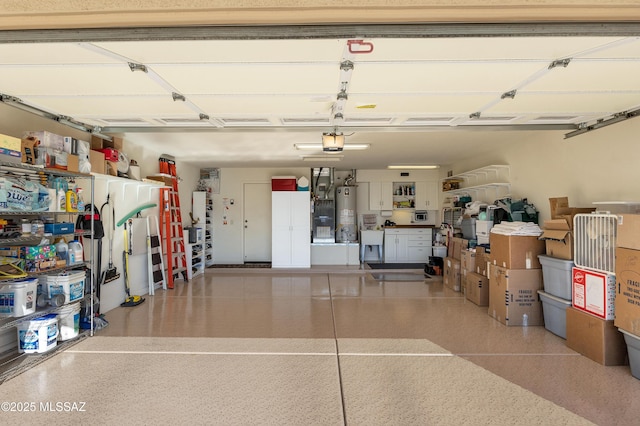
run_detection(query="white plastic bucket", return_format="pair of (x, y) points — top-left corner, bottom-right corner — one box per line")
(57, 302), (80, 341)
(0, 278), (38, 317)
(17, 314), (58, 354)
(433, 246), (447, 258)
(44, 271), (85, 304)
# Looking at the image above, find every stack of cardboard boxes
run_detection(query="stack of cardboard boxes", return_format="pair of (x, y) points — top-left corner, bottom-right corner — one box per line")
(614, 214), (640, 377)
(537, 197), (591, 339)
(444, 237), (468, 292)
(569, 204), (627, 367)
(487, 232), (546, 326)
(465, 246), (490, 306)
(540, 197), (627, 366)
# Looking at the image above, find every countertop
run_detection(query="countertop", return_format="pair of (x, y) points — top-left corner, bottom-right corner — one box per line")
(383, 225), (436, 229)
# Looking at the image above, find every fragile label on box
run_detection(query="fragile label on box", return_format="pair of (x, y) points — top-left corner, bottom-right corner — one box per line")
(615, 247), (640, 334)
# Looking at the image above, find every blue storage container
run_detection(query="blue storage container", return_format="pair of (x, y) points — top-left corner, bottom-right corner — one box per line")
(44, 222), (75, 235)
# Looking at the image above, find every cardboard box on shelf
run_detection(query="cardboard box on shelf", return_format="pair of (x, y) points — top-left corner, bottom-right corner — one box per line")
(539, 218), (573, 260)
(488, 265), (543, 326)
(105, 160), (118, 176)
(489, 233), (545, 269)
(23, 131), (64, 151)
(566, 306), (628, 366)
(614, 247), (640, 335)
(146, 174), (173, 186)
(67, 154), (79, 173)
(572, 266), (615, 320)
(21, 138), (39, 165)
(444, 257), (461, 292)
(90, 150), (105, 174)
(90, 135), (123, 151)
(0, 148), (21, 164)
(617, 214), (640, 251)
(466, 271), (489, 307)
(0, 133), (22, 152)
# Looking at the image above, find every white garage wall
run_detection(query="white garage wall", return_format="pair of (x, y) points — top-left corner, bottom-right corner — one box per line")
(211, 167), (309, 264)
(447, 118), (640, 222)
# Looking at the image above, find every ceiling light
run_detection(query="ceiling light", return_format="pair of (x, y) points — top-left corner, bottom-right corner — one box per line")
(387, 165), (440, 170)
(302, 155), (344, 162)
(322, 133), (345, 152)
(295, 143), (369, 150)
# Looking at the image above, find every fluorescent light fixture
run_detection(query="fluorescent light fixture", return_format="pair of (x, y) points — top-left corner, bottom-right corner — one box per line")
(387, 165), (440, 170)
(302, 155), (344, 162)
(295, 143), (369, 150)
(322, 133), (345, 152)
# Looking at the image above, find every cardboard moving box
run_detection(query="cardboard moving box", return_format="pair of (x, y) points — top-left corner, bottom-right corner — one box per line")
(448, 237), (468, 261)
(566, 306), (628, 366)
(444, 257), (461, 292)
(614, 247), (640, 335)
(488, 265), (543, 326)
(466, 271), (489, 307)
(461, 249), (476, 272)
(617, 214), (640, 251)
(475, 246), (490, 277)
(489, 233), (545, 269)
(539, 219), (573, 260)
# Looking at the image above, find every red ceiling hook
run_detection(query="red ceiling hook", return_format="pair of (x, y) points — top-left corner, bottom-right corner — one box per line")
(347, 39), (374, 54)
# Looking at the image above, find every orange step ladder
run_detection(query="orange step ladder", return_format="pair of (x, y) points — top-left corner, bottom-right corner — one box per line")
(158, 156), (188, 288)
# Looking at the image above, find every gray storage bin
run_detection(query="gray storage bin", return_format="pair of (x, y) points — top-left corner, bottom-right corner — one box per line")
(538, 255), (574, 300)
(461, 217), (476, 240)
(620, 329), (640, 380)
(538, 290), (571, 339)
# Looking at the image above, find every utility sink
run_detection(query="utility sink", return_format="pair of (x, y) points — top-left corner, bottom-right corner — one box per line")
(360, 230), (384, 245)
(360, 230), (384, 262)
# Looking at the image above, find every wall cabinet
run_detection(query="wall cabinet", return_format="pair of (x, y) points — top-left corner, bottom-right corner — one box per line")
(369, 181), (393, 210)
(271, 191), (310, 268)
(384, 228), (433, 263)
(415, 181), (438, 210)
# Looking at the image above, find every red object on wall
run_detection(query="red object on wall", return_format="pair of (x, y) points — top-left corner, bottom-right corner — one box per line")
(271, 177), (296, 191)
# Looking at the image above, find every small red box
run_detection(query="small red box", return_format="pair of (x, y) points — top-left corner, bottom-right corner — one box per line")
(98, 148), (119, 162)
(271, 176), (296, 191)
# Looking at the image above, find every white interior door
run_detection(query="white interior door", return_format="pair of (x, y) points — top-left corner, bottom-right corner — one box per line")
(244, 183), (272, 262)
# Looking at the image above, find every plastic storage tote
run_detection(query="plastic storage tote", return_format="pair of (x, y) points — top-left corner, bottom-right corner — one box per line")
(538, 255), (574, 300)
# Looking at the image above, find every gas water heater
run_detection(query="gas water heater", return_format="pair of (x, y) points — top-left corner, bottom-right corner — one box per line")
(335, 186), (357, 243)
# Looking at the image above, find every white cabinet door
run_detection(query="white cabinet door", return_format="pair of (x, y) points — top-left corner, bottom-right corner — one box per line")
(415, 181), (438, 210)
(396, 234), (410, 262)
(369, 181), (394, 210)
(290, 192), (310, 267)
(272, 191), (310, 267)
(384, 229), (409, 262)
(384, 231), (397, 262)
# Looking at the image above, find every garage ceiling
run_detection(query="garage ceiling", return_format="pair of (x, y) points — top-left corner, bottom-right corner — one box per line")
(0, 26), (639, 169)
